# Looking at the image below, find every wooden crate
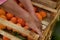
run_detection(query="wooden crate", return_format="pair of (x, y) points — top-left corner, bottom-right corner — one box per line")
(0, 2), (59, 40)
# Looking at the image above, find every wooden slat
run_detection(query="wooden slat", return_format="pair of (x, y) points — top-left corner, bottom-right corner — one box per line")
(0, 30), (21, 40)
(0, 18), (39, 40)
(32, 0), (57, 8)
(45, 10), (60, 40)
(32, 2), (57, 13)
(41, 9), (60, 40)
(45, 19), (57, 40)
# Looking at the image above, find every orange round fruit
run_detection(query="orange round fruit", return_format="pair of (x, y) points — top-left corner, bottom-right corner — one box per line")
(0, 9), (5, 15)
(10, 17), (17, 23)
(39, 10), (47, 18)
(0, 15), (7, 19)
(36, 13), (42, 21)
(17, 18), (25, 26)
(0, 24), (6, 29)
(6, 13), (13, 20)
(3, 36), (10, 40)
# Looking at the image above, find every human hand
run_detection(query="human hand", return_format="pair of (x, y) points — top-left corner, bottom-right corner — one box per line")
(1, 0), (43, 37)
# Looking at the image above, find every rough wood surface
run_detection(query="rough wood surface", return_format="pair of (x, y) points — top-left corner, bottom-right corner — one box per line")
(32, 2), (57, 13)
(0, 18), (39, 40)
(42, 13), (59, 40)
(45, 19), (57, 40)
(0, 30), (21, 40)
(32, 0), (57, 8)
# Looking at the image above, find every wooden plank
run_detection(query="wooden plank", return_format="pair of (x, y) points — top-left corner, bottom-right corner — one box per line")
(45, 19), (57, 40)
(32, 0), (57, 8)
(41, 9), (60, 40)
(57, 1), (60, 10)
(0, 30), (21, 40)
(0, 18), (39, 40)
(42, 14), (58, 40)
(32, 2), (57, 13)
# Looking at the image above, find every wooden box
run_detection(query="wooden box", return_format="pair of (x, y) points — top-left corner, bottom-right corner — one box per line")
(0, 1), (60, 40)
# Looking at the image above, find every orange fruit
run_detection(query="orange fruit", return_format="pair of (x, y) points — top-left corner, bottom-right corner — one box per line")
(6, 13), (13, 20)
(24, 25), (29, 30)
(0, 15), (7, 19)
(0, 9), (5, 15)
(10, 17), (17, 23)
(3, 36), (10, 40)
(17, 18), (25, 26)
(36, 13), (42, 21)
(0, 24), (6, 29)
(28, 37), (33, 40)
(39, 10), (47, 18)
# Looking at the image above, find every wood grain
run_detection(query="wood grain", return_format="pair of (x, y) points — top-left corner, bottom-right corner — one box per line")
(0, 18), (39, 40)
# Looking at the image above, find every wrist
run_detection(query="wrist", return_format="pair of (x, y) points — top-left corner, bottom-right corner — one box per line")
(0, 0), (7, 5)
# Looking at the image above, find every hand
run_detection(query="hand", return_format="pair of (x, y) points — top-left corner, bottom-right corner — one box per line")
(1, 0), (43, 37)
(19, 0), (43, 37)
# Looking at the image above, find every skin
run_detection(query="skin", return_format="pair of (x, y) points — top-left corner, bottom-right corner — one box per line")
(1, 0), (43, 37)
(19, 0), (42, 31)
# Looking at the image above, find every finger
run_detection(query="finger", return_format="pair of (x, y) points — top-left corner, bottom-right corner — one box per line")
(19, 0), (42, 28)
(19, 0), (42, 29)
